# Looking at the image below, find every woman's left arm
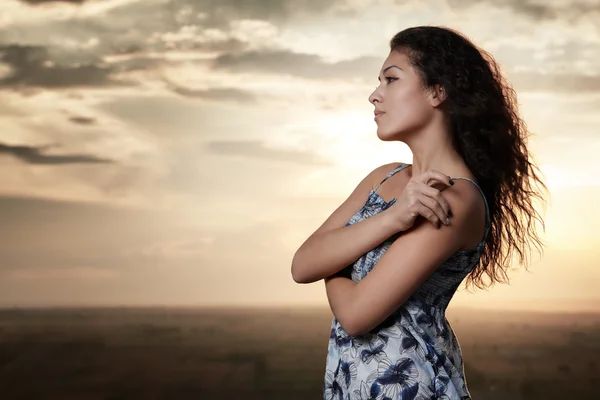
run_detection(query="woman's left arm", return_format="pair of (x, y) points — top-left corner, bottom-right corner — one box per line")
(324, 185), (476, 336)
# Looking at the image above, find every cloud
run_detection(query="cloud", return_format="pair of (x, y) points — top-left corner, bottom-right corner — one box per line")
(172, 0), (349, 28)
(210, 45), (599, 93)
(0, 44), (116, 90)
(19, 0), (88, 5)
(4, 0), (595, 96)
(5, 0), (349, 58)
(447, 0), (600, 21)
(69, 116), (97, 125)
(0, 142), (114, 165)
(0, 43), (165, 91)
(206, 140), (331, 166)
(169, 84), (257, 103)
(212, 49), (381, 80)
(509, 72), (600, 93)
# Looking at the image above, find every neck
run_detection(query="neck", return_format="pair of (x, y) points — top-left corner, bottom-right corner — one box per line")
(404, 116), (467, 179)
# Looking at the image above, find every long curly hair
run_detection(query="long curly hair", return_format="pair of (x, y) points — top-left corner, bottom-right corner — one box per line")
(390, 26), (548, 291)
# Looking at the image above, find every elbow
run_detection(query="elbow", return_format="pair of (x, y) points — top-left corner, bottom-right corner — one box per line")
(291, 252), (312, 284)
(347, 322), (371, 337)
(334, 303), (367, 336)
(345, 310), (369, 336)
(338, 314), (366, 337)
(346, 328), (364, 337)
(341, 323), (361, 337)
(291, 267), (308, 284)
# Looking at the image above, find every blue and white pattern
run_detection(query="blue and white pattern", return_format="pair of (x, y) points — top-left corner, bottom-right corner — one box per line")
(324, 163), (491, 400)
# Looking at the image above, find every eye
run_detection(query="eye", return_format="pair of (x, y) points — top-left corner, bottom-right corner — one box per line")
(385, 76), (397, 84)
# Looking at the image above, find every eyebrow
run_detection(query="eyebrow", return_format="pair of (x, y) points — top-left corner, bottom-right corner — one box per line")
(378, 65), (402, 80)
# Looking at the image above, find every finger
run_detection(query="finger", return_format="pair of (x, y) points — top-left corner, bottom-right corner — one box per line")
(420, 184), (452, 218)
(415, 202), (440, 227)
(418, 196), (449, 226)
(417, 170), (453, 188)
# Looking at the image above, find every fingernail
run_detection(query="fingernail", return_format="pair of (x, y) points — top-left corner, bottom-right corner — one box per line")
(445, 217), (450, 225)
(449, 179), (454, 186)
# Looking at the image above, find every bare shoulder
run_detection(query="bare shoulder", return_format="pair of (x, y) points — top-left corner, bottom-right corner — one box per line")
(442, 177), (487, 249)
(307, 161), (408, 237)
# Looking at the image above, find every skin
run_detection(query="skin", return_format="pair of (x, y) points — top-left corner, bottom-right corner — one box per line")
(291, 50), (487, 336)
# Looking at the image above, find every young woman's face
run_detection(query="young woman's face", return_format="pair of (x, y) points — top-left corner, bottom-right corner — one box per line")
(368, 50), (437, 141)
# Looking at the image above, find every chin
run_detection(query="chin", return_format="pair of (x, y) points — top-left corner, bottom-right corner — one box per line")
(376, 127), (404, 142)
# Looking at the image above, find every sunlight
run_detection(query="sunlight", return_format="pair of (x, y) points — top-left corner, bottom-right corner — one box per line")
(317, 109), (413, 169)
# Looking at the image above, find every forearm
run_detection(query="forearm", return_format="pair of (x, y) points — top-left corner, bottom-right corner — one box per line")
(291, 209), (400, 284)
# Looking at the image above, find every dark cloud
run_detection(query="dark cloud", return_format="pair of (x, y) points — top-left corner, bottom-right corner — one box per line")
(22, 0), (349, 24)
(206, 140), (331, 166)
(69, 116), (97, 125)
(175, 0), (350, 28)
(0, 44), (164, 91)
(19, 0), (87, 4)
(0, 142), (114, 165)
(212, 50), (381, 80)
(447, 0), (599, 21)
(0, 45), (115, 89)
(2, 0), (345, 71)
(2, 0), (597, 97)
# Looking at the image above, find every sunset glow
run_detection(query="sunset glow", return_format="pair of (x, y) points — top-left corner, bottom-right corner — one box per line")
(0, 0), (597, 312)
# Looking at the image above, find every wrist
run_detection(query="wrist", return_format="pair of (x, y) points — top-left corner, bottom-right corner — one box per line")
(380, 208), (406, 234)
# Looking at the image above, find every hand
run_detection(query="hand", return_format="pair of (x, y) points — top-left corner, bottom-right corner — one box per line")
(390, 170), (453, 231)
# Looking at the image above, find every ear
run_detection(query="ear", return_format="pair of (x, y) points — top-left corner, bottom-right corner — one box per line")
(429, 84), (447, 107)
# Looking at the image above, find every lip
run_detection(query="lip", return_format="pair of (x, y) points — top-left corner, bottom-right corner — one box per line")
(374, 111), (385, 120)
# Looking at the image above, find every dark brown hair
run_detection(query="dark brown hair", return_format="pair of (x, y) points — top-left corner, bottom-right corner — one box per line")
(390, 26), (548, 291)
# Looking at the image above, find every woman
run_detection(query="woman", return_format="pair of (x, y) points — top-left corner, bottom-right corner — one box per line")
(291, 26), (546, 399)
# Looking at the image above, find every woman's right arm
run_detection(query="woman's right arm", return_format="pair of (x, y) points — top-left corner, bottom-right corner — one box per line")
(291, 164), (401, 284)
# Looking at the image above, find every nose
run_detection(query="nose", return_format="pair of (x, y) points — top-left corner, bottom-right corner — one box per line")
(368, 87), (381, 105)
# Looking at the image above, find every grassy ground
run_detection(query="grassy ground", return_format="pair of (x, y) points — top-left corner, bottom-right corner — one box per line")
(0, 306), (598, 399)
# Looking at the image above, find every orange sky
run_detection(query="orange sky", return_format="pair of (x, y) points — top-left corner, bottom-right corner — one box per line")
(0, 0), (598, 312)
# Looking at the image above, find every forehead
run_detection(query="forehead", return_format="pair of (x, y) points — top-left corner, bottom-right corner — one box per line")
(380, 50), (412, 73)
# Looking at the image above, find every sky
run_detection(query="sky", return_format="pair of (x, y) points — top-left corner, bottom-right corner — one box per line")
(0, 0), (599, 311)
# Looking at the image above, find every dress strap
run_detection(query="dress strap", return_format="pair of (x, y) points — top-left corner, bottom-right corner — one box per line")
(450, 177), (491, 251)
(373, 163), (411, 193)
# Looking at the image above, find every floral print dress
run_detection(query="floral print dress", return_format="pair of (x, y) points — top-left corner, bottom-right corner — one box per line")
(324, 163), (491, 400)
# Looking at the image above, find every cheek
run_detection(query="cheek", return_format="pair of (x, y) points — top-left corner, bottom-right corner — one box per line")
(390, 95), (428, 125)
(377, 94), (431, 138)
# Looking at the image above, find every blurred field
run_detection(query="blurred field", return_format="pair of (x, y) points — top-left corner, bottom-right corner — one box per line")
(0, 306), (598, 399)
